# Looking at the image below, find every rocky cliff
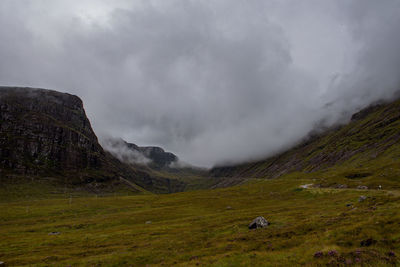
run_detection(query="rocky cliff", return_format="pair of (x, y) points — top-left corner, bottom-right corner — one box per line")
(140, 146), (178, 168)
(0, 87), (102, 175)
(0, 87), (185, 193)
(103, 138), (178, 169)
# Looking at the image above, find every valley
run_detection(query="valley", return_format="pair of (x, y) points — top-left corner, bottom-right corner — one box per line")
(1, 175), (399, 266)
(1, 1), (400, 265)
(1, 87), (400, 266)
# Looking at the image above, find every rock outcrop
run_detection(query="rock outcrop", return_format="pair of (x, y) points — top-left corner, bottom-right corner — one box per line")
(0, 87), (185, 193)
(103, 138), (178, 169)
(0, 87), (102, 175)
(140, 146), (178, 168)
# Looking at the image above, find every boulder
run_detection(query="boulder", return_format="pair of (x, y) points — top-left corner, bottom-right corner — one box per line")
(248, 216), (269, 229)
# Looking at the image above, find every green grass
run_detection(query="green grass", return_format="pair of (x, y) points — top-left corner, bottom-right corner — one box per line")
(1, 175), (399, 266)
(211, 99), (400, 181)
(2, 97), (400, 265)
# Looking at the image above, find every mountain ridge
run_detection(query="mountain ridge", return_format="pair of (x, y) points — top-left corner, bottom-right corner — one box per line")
(0, 86), (185, 194)
(102, 137), (178, 169)
(210, 97), (400, 187)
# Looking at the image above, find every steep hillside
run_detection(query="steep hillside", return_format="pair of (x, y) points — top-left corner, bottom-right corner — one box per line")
(103, 138), (178, 169)
(140, 146), (178, 168)
(102, 138), (218, 191)
(211, 98), (400, 188)
(0, 87), (185, 194)
(0, 87), (106, 174)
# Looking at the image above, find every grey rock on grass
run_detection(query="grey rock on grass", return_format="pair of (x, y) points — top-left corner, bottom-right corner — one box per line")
(359, 196), (367, 202)
(248, 216), (269, 229)
(48, 232), (60, 235)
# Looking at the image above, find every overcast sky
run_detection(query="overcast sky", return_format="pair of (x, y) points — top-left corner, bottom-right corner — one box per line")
(1, 0), (400, 167)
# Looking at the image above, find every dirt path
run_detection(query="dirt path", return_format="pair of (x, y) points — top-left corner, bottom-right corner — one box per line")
(301, 184), (400, 197)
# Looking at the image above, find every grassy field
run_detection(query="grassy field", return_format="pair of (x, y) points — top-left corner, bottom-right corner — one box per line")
(1, 174), (399, 266)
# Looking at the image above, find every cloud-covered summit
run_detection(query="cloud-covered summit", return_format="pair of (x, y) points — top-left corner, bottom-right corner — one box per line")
(0, 0), (399, 167)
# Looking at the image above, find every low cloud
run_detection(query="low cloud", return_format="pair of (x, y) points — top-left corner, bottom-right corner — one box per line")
(101, 138), (152, 165)
(0, 0), (399, 167)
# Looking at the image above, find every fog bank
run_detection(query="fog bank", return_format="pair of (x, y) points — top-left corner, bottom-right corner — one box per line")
(0, 0), (399, 167)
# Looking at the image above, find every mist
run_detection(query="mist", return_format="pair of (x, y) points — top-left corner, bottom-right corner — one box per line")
(0, 0), (399, 167)
(101, 137), (152, 165)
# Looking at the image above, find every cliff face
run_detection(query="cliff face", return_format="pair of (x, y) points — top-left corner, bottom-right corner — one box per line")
(140, 146), (178, 168)
(0, 87), (103, 175)
(0, 87), (185, 193)
(103, 138), (178, 169)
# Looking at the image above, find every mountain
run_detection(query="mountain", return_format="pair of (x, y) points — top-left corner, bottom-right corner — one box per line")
(211, 98), (400, 188)
(102, 138), (178, 169)
(0, 87), (185, 193)
(101, 137), (219, 191)
(5, 86), (400, 195)
(2, 90), (400, 266)
(140, 146), (178, 168)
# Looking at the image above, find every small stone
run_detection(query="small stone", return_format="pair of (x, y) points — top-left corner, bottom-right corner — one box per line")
(358, 196), (367, 202)
(145, 221), (152, 224)
(48, 232), (60, 235)
(357, 185), (368, 190)
(0, 261), (4, 265)
(226, 206), (232, 210)
(248, 216), (269, 229)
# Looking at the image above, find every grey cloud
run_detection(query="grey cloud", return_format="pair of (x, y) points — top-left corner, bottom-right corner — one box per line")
(320, 0), (400, 123)
(101, 137), (152, 165)
(0, 0), (399, 167)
